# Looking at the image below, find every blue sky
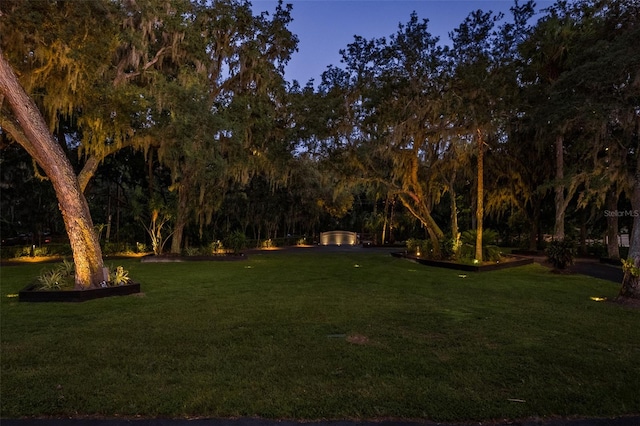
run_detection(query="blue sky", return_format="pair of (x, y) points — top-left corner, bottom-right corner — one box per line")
(251, 0), (555, 84)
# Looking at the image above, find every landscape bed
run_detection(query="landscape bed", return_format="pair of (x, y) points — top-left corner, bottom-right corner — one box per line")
(391, 251), (534, 271)
(18, 281), (141, 303)
(1, 251), (638, 423)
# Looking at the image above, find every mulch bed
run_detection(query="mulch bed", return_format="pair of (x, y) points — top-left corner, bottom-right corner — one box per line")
(391, 252), (534, 272)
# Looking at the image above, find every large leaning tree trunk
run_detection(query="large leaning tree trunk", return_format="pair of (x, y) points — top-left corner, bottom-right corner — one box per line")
(0, 49), (106, 289)
(619, 166), (640, 301)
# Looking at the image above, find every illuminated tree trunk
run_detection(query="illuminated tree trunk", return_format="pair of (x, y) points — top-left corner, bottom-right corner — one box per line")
(397, 194), (444, 255)
(554, 133), (566, 241)
(388, 196), (396, 244)
(170, 183), (188, 254)
(619, 167), (640, 301)
(448, 171), (459, 241)
(381, 195), (390, 244)
(475, 129), (484, 262)
(0, 49), (105, 289)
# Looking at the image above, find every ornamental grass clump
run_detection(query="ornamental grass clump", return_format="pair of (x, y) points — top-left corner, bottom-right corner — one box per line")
(37, 268), (68, 290)
(37, 259), (74, 290)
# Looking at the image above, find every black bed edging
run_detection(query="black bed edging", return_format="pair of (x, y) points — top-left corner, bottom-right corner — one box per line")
(141, 254), (247, 262)
(19, 282), (141, 303)
(391, 252), (534, 272)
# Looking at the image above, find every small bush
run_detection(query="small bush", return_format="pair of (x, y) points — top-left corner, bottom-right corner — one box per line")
(261, 239), (275, 249)
(136, 242), (148, 253)
(459, 229), (502, 262)
(406, 238), (433, 257)
(37, 259), (75, 290)
(17, 246), (32, 257)
(0, 246), (24, 259)
(224, 231), (246, 254)
(32, 246), (50, 257)
(461, 229), (499, 246)
(209, 240), (224, 254)
(108, 265), (131, 286)
(36, 261), (132, 289)
(40, 243), (73, 257)
(440, 238), (458, 260)
(37, 269), (67, 290)
(183, 246), (202, 257)
(102, 242), (129, 256)
(483, 245), (502, 262)
(406, 238), (421, 255)
(57, 258), (75, 276)
(458, 244), (481, 262)
(546, 240), (575, 269)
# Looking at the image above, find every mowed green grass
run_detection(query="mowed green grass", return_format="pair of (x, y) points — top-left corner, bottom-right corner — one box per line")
(1, 251), (638, 422)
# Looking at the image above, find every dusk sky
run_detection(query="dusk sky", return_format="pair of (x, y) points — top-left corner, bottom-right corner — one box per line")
(251, 0), (556, 84)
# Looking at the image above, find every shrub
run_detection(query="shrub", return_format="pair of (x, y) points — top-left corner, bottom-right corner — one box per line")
(458, 245), (474, 262)
(0, 246), (24, 259)
(32, 246), (50, 257)
(546, 240), (575, 269)
(183, 246), (202, 257)
(440, 238), (458, 260)
(32, 243), (72, 257)
(109, 265), (131, 286)
(224, 231), (247, 254)
(36, 261), (132, 290)
(406, 238), (420, 255)
(37, 269), (67, 290)
(622, 258), (640, 278)
(102, 242), (138, 256)
(483, 245), (502, 262)
(209, 240), (224, 254)
(37, 259), (74, 290)
(17, 246), (32, 257)
(406, 238), (432, 257)
(459, 229), (502, 262)
(461, 229), (499, 246)
(57, 258), (75, 276)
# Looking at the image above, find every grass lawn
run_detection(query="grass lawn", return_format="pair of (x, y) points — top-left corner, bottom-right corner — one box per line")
(1, 251), (639, 422)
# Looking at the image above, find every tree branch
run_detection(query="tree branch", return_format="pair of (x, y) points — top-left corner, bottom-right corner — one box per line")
(114, 46), (168, 86)
(0, 110), (38, 156)
(77, 141), (131, 193)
